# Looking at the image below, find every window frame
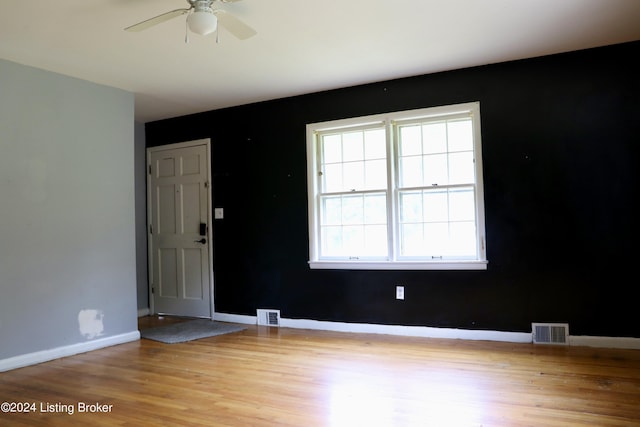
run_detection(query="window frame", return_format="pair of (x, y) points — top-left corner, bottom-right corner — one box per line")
(306, 102), (487, 270)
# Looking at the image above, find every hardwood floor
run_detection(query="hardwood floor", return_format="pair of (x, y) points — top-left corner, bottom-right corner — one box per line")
(1, 316), (640, 426)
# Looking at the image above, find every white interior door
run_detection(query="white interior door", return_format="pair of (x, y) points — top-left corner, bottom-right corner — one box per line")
(148, 140), (212, 318)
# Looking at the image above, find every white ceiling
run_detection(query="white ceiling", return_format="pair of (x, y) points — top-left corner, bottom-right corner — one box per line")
(1, 0), (640, 123)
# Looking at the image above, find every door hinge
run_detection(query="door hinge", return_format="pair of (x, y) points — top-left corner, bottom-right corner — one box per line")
(151, 286), (155, 294)
(149, 224), (153, 234)
(204, 181), (209, 188)
(148, 165), (152, 175)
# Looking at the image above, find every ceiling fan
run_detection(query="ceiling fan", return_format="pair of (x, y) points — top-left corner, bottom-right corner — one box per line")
(125, 0), (256, 40)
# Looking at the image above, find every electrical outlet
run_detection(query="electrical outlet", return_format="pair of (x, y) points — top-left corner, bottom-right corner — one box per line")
(396, 285), (405, 300)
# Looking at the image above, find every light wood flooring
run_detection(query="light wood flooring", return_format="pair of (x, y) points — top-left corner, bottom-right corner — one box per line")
(1, 315), (640, 426)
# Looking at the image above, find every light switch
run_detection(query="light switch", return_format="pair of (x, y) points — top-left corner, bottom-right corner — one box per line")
(214, 208), (224, 219)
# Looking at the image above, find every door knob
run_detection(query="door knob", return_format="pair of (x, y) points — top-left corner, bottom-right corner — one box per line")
(195, 238), (207, 244)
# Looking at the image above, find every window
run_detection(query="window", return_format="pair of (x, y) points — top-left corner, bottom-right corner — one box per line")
(306, 102), (487, 270)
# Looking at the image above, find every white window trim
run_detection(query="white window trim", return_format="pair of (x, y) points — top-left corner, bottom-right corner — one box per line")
(306, 102), (488, 271)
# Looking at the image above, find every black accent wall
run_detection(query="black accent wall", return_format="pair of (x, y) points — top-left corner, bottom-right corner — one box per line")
(146, 41), (639, 337)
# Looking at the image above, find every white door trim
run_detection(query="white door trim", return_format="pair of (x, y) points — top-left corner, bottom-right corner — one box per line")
(146, 138), (214, 318)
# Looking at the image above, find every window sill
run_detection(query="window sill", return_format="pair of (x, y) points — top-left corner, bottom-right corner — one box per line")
(308, 260), (488, 271)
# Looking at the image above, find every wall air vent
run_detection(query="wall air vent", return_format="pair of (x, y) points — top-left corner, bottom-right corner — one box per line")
(257, 309), (280, 327)
(532, 323), (569, 345)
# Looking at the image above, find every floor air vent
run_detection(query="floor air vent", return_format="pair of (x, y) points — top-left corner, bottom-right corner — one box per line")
(257, 309), (280, 327)
(532, 323), (569, 345)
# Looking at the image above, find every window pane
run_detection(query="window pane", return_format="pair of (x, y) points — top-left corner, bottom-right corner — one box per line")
(341, 195), (364, 225)
(320, 193), (387, 258)
(343, 225), (364, 254)
(448, 222), (477, 256)
(363, 225), (388, 256)
(322, 134), (342, 163)
(323, 163), (342, 192)
(364, 193), (387, 224)
(342, 131), (363, 162)
(447, 119), (473, 152)
(399, 156), (422, 187)
(448, 151), (474, 185)
(423, 153), (448, 186)
(401, 223), (424, 256)
(364, 159), (386, 190)
(399, 125), (422, 156)
(424, 222), (448, 256)
(322, 196), (342, 225)
(422, 122), (447, 154)
(321, 226), (342, 256)
(448, 187), (475, 222)
(343, 161), (364, 191)
(364, 129), (386, 159)
(400, 191), (423, 222)
(398, 187), (478, 258)
(423, 190), (448, 222)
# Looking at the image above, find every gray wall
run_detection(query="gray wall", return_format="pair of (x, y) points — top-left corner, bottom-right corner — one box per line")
(0, 59), (138, 360)
(134, 122), (148, 313)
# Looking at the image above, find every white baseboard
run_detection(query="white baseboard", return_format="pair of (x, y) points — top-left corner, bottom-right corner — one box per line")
(0, 331), (140, 373)
(214, 312), (257, 325)
(569, 335), (640, 350)
(214, 312), (640, 349)
(214, 312), (530, 343)
(281, 318), (533, 342)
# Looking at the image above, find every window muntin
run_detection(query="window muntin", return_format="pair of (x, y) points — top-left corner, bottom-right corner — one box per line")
(320, 192), (388, 258)
(317, 124), (389, 259)
(395, 115), (478, 260)
(398, 187), (477, 258)
(307, 103), (486, 270)
(320, 127), (387, 193)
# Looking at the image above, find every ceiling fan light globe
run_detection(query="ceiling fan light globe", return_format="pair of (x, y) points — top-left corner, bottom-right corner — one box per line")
(187, 11), (218, 35)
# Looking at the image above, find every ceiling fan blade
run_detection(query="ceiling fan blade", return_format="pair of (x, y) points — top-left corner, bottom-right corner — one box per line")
(125, 9), (190, 32)
(214, 10), (257, 40)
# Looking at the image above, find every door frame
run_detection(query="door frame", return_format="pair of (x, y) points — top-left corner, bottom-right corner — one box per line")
(146, 138), (214, 318)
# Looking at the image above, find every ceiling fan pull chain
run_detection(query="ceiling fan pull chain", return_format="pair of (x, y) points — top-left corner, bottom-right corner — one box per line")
(185, 15), (190, 43)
